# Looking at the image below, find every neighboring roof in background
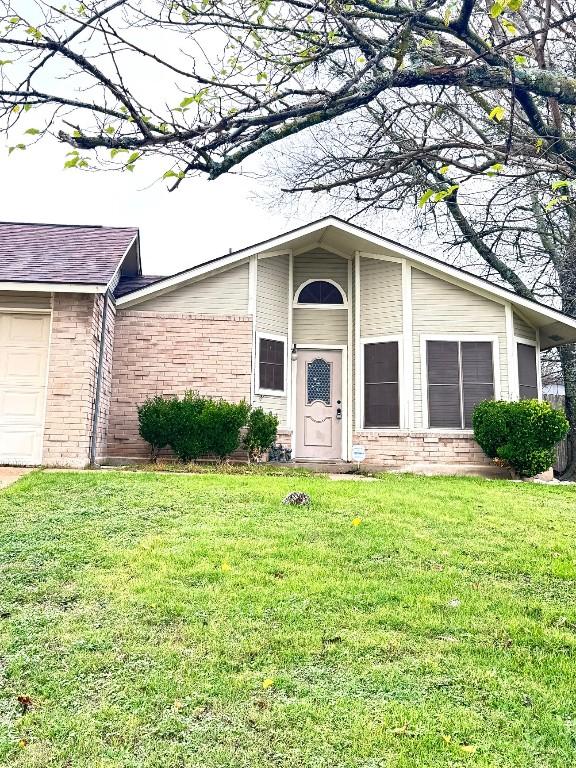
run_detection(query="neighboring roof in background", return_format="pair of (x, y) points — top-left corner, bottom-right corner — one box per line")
(114, 275), (163, 299)
(0, 222), (139, 286)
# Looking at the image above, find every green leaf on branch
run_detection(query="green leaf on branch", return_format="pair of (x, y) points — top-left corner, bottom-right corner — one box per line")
(0, 60), (13, 66)
(486, 163), (504, 176)
(418, 189), (435, 208)
(64, 155), (80, 168)
(489, 2), (504, 17)
(545, 195), (569, 211)
(489, 105), (505, 121)
(433, 184), (459, 202)
(104, 126), (115, 135)
(8, 143), (26, 155)
(26, 26), (42, 40)
(551, 180), (571, 191)
(126, 152), (140, 165)
(24, 128), (40, 135)
(163, 169), (186, 180)
(501, 18), (517, 35)
(439, 165), (450, 175)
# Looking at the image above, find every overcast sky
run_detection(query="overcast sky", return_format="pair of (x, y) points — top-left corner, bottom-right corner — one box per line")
(2, 137), (427, 277)
(1, 136), (306, 275)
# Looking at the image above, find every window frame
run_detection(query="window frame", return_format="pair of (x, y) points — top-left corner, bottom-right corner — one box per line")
(421, 335), (501, 432)
(359, 335), (404, 430)
(255, 332), (287, 397)
(515, 336), (541, 401)
(293, 278), (348, 309)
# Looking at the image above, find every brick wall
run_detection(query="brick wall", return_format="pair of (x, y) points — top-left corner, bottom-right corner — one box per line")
(352, 430), (492, 467)
(43, 293), (106, 467)
(105, 311), (253, 459)
(95, 297), (116, 460)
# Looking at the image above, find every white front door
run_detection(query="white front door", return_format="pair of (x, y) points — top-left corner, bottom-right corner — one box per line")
(0, 313), (50, 465)
(295, 349), (343, 460)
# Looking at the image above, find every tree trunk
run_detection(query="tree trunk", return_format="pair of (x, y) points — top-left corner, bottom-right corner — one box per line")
(558, 343), (576, 480)
(557, 240), (576, 480)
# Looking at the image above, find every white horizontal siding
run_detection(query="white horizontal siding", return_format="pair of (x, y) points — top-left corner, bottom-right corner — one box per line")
(134, 262), (249, 314)
(293, 249), (349, 298)
(513, 312), (536, 341)
(360, 257), (402, 336)
(411, 268), (508, 428)
(293, 308), (348, 345)
(255, 254), (290, 425)
(0, 291), (51, 309)
(257, 255), (289, 335)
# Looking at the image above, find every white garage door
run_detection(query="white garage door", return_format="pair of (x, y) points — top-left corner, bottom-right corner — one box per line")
(0, 312), (50, 465)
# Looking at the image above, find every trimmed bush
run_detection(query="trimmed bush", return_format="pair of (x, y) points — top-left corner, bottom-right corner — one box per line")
(243, 408), (279, 461)
(168, 392), (210, 463)
(473, 399), (568, 477)
(137, 395), (176, 461)
(203, 399), (250, 460)
(138, 392), (254, 463)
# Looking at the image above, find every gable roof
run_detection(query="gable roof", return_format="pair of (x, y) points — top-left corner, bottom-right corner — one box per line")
(0, 222), (139, 288)
(117, 216), (576, 349)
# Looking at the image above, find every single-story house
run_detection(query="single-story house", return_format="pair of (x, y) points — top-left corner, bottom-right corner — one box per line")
(1, 216), (576, 470)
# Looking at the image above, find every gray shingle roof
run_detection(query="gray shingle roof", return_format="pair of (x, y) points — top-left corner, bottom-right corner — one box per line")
(114, 275), (163, 299)
(0, 222), (139, 285)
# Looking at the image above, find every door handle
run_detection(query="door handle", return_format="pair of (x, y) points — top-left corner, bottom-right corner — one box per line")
(336, 407), (342, 420)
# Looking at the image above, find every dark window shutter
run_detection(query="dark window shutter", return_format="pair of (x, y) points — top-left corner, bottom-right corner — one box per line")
(259, 338), (284, 391)
(461, 342), (494, 427)
(364, 342), (399, 427)
(517, 343), (538, 400)
(427, 341), (461, 428)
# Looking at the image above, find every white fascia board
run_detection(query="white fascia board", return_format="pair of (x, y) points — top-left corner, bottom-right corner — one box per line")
(0, 281), (105, 294)
(107, 233), (140, 291)
(116, 215), (576, 334)
(116, 220), (338, 307)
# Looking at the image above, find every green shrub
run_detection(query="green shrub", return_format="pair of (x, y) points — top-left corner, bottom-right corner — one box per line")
(168, 391), (210, 463)
(138, 392), (253, 463)
(473, 399), (568, 477)
(203, 399), (250, 460)
(137, 395), (177, 461)
(243, 408), (279, 461)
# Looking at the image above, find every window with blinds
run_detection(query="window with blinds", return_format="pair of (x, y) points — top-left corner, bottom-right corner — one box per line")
(426, 340), (494, 428)
(517, 343), (538, 400)
(363, 341), (400, 428)
(258, 337), (285, 392)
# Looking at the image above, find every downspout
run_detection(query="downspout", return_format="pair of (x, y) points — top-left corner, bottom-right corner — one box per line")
(89, 289), (111, 467)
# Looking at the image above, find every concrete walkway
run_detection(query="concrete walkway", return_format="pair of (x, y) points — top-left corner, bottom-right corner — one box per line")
(327, 473), (378, 482)
(0, 467), (33, 489)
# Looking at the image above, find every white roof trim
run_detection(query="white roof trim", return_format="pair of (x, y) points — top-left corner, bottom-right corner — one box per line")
(116, 217), (576, 334)
(107, 233), (139, 292)
(0, 281), (105, 293)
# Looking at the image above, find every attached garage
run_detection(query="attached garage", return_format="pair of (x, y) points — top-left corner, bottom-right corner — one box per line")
(0, 221), (140, 467)
(0, 312), (51, 465)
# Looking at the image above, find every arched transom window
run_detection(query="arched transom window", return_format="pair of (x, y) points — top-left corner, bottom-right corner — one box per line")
(295, 279), (346, 306)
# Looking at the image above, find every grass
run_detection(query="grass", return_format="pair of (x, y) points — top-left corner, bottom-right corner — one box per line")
(0, 470), (575, 767)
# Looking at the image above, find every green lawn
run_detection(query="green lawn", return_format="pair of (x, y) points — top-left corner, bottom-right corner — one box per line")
(1, 471), (576, 767)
